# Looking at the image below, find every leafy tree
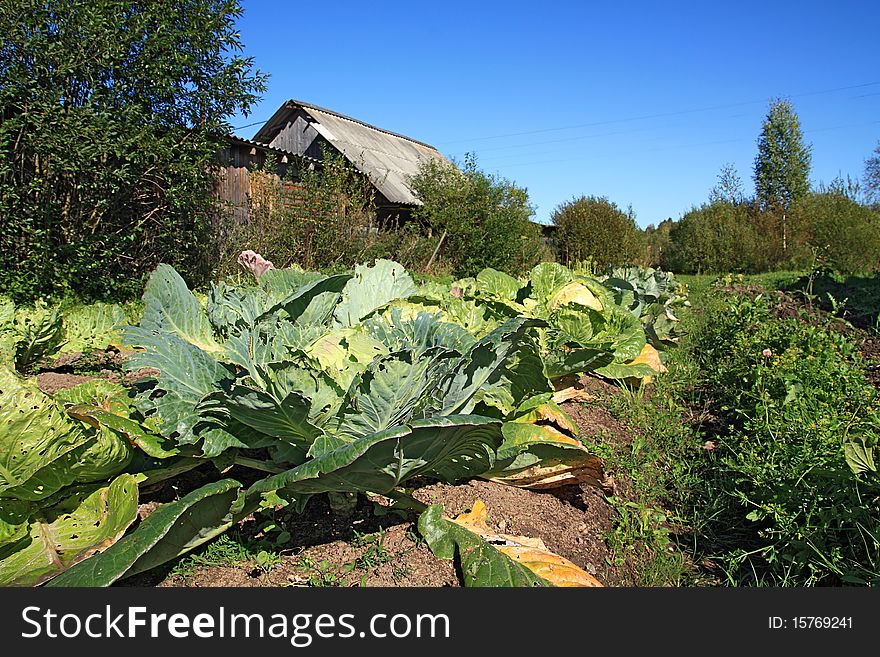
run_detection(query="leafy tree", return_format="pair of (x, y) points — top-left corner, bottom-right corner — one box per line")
(0, 0), (266, 300)
(551, 195), (644, 269)
(793, 190), (880, 274)
(662, 202), (763, 274)
(644, 218), (673, 268)
(710, 163), (745, 205)
(864, 140), (880, 207)
(753, 98), (811, 253)
(409, 154), (546, 277)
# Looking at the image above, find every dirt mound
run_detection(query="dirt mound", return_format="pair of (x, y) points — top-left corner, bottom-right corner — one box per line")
(37, 372), (97, 394)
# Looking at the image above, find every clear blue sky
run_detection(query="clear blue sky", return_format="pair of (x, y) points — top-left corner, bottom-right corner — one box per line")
(230, 0), (880, 228)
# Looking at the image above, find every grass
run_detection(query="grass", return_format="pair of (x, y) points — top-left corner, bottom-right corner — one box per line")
(606, 271), (880, 586)
(590, 349), (709, 586)
(169, 532), (278, 579)
(290, 529), (414, 587)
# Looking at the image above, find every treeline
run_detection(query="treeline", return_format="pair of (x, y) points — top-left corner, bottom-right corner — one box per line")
(648, 186), (880, 275)
(658, 98), (880, 275)
(556, 186), (880, 278)
(3, 1), (878, 305)
(553, 99), (880, 276)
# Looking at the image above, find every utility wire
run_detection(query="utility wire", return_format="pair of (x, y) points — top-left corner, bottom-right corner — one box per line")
(484, 119), (880, 170)
(231, 119), (268, 131)
(434, 80), (880, 146)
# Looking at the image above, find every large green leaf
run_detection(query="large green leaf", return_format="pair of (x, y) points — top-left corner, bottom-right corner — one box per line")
(435, 317), (546, 415)
(258, 267), (325, 299)
(529, 262), (573, 304)
(845, 435), (877, 475)
(475, 268), (524, 302)
(66, 405), (178, 459)
(256, 361), (345, 427)
(334, 348), (456, 440)
(52, 379), (131, 412)
(333, 260), (417, 327)
(260, 274), (352, 325)
(200, 385), (322, 445)
(47, 478), (243, 587)
(441, 296), (500, 337)
(206, 281), (271, 337)
(124, 328), (240, 456)
(222, 325), (306, 379)
(468, 331), (552, 417)
(549, 304), (606, 344)
(364, 308), (476, 356)
(487, 421), (595, 476)
(592, 361), (657, 381)
(304, 328), (387, 389)
(543, 346), (614, 379)
(0, 474), (139, 587)
(293, 291), (341, 328)
(53, 380), (175, 460)
(417, 504), (550, 587)
(140, 264), (222, 353)
(599, 308), (647, 362)
(248, 415), (503, 499)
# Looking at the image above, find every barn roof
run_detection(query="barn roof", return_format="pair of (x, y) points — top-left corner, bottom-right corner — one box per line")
(253, 100), (451, 205)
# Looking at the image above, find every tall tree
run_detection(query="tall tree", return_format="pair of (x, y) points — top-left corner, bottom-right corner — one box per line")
(0, 0), (266, 300)
(753, 99), (811, 253)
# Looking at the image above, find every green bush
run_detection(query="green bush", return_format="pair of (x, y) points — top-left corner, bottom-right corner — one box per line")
(409, 155), (548, 277)
(0, 0), (266, 302)
(690, 291), (880, 585)
(662, 190), (879, 276)
(793, 191), (880, 274)
(551, 195), (644, 269)
(663, 202), (762, 274)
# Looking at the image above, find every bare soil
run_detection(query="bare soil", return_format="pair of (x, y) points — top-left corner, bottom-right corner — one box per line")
(37, 372), (98, 394)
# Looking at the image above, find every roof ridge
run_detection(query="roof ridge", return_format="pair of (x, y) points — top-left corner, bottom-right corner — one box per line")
(286, 99), (441, 152)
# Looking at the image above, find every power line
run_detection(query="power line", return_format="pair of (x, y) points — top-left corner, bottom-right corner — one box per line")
(481, 119), (880, 170)
(231, 119), (268, 131)
(435, 80), (880, 146)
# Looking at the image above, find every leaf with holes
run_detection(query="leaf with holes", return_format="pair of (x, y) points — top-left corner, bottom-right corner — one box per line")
(47, 478), (243, 587)
(0, 473), (139, 586)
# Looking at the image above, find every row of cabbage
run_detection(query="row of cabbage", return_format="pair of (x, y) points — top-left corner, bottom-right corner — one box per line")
(0, 260), (687, 587)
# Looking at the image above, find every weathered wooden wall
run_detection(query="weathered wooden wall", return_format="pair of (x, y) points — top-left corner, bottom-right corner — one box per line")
(213, 140), (304, 224)
(263, 109), (326, 160)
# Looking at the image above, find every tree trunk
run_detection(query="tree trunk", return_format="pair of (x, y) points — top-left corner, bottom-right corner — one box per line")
(782, 212), (787, 254)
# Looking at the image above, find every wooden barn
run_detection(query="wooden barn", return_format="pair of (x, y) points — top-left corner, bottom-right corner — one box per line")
(213, 135), (318, 224)
(250, 99), (452, 224)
